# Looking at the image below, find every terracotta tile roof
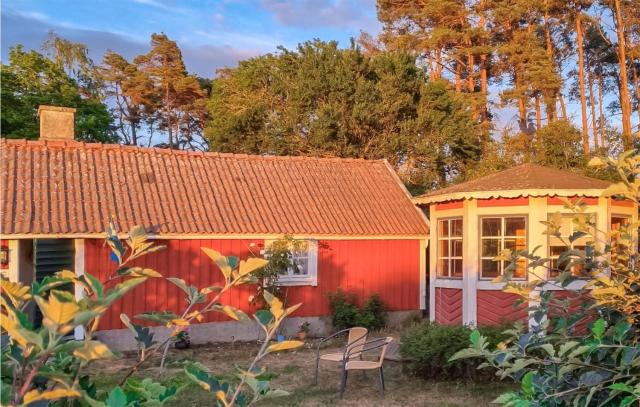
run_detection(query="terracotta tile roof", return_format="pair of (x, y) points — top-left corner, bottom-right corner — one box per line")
(1, 139), (428, 237)
(414, 163), (611, 204)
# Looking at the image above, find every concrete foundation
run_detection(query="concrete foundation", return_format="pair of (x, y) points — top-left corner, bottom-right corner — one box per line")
(96, 310), (419, 351)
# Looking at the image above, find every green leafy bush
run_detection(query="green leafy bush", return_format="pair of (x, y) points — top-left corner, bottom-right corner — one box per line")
(327, 289), (387, 331)
(400, 321), (510, 381)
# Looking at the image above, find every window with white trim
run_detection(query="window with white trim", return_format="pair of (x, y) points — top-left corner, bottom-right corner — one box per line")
(610, 215), (631, 266)
(437, 218), (463, 278)
(480, 216), (527, 279)
(265, 239), (318, 286)
(548, 213), (596, 278)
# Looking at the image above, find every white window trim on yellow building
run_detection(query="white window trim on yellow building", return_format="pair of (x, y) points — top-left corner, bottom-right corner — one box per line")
(427, 196), (637, 327)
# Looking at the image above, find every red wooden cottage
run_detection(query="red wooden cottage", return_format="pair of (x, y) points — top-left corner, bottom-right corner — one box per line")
(0, 106), (429, 349)
(412, 164), (637, 328)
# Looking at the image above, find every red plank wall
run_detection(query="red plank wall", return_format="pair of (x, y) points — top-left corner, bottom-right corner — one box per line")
(476, 290), (528, 326)
(434, 288), (462, 324)
(86, 238), (421, 330)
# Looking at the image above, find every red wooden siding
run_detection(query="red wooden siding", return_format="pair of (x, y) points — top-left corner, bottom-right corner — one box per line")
(86, 238), (421, 330)
(548, 290), (594, 334)
(611, 199), (635, 208)
(435, 201), (463, 210)
(547, 196), (598, 205)
(476, 290), (527, 326)
(477, 197), (529, 207)
(434, 288), (462, 325)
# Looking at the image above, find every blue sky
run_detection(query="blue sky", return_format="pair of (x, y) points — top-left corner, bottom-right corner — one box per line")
(2, 0), (381, 78)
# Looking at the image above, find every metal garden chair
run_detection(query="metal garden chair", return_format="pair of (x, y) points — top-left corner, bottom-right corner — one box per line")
(339, 336), (393, 398)
(313, 327), (368, 385)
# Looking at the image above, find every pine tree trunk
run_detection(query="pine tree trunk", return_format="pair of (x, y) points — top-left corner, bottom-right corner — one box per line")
(479, 2), (490, 134)
(613, 0), (632, 147)
(598, 72), (606, 149)
(558, 94), (568, 120)
(632, 63), (640, 125)
(455, 63), (462, 92)
(575, 15), (590, 154)
(518, 97), (527, 124)
(588, 67), (598, 150)
(428, 54), (436, 81)
(543, 8), (557, 122)
(535, 95), (542, 130)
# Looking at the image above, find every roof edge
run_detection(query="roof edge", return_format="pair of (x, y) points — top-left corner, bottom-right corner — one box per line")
(412, 188), (607, 205)
(0, 138), (387, 165)
(0, 232), (430, 240)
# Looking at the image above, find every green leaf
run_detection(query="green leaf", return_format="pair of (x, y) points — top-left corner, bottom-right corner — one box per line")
(167, 277), (191, 295)
(609, 383), (635, 393)
(591, 319), (605, 340)
(135, 311), (179, 324)
(255, 310), (273, 326)
(106, 387), (127, 407)
(470, 329), (481, 346)
(521, 371), (534, 396)
(201, 248), (231, 279)
(73, 340), (114, 361)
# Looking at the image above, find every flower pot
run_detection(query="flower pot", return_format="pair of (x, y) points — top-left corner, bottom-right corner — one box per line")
(175, 340), (190, 350)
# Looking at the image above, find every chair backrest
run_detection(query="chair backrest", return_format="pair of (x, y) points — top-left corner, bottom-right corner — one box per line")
(346, 327), (368, 356)
(376, 337), (393, 365)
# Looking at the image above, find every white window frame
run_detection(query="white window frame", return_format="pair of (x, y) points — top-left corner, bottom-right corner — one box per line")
(479, 215), (528, 280)
(547, 213), (597, 279)
(264, 239), (318, 286)
(436, 217), (463, 279)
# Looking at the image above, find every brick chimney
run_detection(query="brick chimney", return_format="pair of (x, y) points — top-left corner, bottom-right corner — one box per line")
(37, 105), (76, 140)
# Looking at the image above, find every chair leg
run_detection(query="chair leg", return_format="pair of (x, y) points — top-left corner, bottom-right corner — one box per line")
(314, 357), (320, 386)
(340, 370), (348, 398)
(378, 367), (385, 396)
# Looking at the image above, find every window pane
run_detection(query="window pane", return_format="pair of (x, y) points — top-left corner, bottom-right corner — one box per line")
(451, 219), (463, 237)
(451, 239), (463, 257)
(504, 238), (526, 252)
(482, 218), (501, 237)
(481, 259), (500, 278)
(451, 259), (463, 277)
(437, 258), (449, 277)
(559, 217), (572, 237)
(505, 217), (526, 236)
(292, 258), (308, 275)
(439, 240), (449, 257)
(549, 238), (567, 251)
(481, 239), (500, 257)
(438, 220), (449, 236)
(611, 216), (629, 230)
(514, 259), (527, 279)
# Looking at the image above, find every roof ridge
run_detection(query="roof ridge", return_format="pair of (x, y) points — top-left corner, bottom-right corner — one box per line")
(0, 138), (384, 164)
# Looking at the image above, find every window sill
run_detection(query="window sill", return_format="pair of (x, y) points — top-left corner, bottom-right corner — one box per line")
(277, 279), (317, 287)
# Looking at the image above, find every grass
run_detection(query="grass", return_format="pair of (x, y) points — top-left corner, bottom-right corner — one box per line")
(87, 340), (515, 406)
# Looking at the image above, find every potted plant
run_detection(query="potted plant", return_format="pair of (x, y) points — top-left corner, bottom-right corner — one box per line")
(174, 329), (190, 350)
(297, 322), (310, 340)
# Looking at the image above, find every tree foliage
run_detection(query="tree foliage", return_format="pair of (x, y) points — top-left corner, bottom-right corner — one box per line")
(1, 45), (114, 142)
(206, 40), (480, 191)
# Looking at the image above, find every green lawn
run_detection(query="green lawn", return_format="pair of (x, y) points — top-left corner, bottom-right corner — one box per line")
(88, 340), (514, 406)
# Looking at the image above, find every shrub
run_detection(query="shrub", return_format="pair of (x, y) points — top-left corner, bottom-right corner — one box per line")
(327, 289), (387, 331)
(400, 321), (511, 381)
